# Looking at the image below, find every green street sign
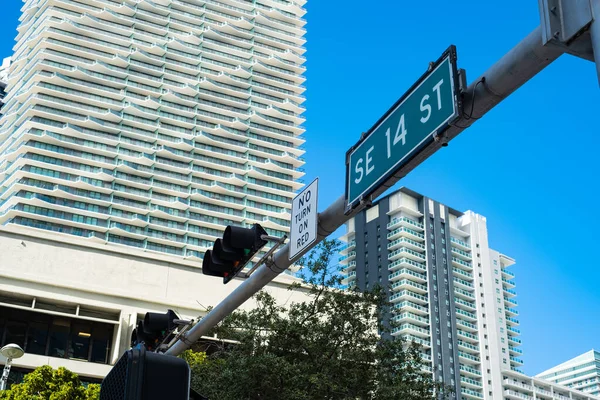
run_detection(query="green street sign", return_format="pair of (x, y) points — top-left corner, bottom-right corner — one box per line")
(345, 46), (461, 211)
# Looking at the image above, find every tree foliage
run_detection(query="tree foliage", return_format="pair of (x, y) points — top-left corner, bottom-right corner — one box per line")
(187, 238), (448, 400)
(0, 365), (100, 400)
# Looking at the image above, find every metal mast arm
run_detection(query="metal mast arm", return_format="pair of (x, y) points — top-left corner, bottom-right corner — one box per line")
(165, 26), (564, 357)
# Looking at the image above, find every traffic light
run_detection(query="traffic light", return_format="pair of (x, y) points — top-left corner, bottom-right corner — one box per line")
(131, 310), (179, 351)
(100, 346), (190, 400)
(202, 224), (269, 284)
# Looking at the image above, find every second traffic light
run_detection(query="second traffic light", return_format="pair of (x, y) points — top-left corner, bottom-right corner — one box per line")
(131, 309), (179, 351)
(202, 224), (268, 284)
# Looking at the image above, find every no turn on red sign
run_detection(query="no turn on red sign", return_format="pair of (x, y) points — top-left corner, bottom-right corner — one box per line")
(289, 178), (318, 260)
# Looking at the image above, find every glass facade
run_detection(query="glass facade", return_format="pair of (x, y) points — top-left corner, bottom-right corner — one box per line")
(0, 305), (114, 364)
(0, 0), (307, 265)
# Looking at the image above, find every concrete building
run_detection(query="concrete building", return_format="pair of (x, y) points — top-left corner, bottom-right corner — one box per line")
(537, 350), (600, 397)
(0, 0), (307, 265)
(0, 58), (10, 113)
(0, 0), (308, 385)
(0, 227), (311, 383)
(340, 188), (523, 399)
(502, 369), (599, 400)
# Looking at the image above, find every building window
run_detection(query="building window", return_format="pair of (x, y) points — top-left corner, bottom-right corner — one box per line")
(494, 269), (499, 275)
(0, 306), (114, 364)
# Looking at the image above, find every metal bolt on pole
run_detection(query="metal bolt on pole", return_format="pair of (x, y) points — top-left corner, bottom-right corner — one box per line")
(165, 26), (565, 357)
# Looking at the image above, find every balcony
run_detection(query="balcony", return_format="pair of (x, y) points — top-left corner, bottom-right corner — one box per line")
(341, 271), (356, 285)
(504, 389), (533, 400)
(455, 287), (475, 301)
(508, 335), (522, 345)
(388, 257), (426, 273)
(455, 297), (477, 311)
(459, 351), (481, 364)
(388, 247), (426, 262)
(504, 379), (533, 392)
(509, 346), (523, 355)
(461, 376), (483, 390)
(450, 236), (470, 250)
(504, 287), (518, 297)
(452, 257), (472, 270)
(338, 251), (356, 265)
(395, 333), (430, 348)
(462, 388), (484, 399)
(394, 311), (430, 327)
(455, 308), (477, 322)
(391, 279), (428, 295)
(391, 323), (430, 339)
(394, 300), (429, 315)
(387, 237), (426, 252)
(389, 290), (428, 305)
(505, 307), (519, 316)
(507, 326), (521, 335)
(460, 364), (481, 377)
(456, 319), (478, 333)
(502, 277), (516, 288)
(341, 260), (356, 273)
(339, 240), (355, 255)
(502, 269), (515, 279)
(457, 330), (479, 343)
(388, 268), (427, 284)
(387, 216), (424, 231)
(387, 226), (425, 241)
(452, 267), (473, 280)
(453, 277), (474, 290)
(510, 356), (524, 365)
(451, 246), (472, 261)
(504, 297), (518, 307)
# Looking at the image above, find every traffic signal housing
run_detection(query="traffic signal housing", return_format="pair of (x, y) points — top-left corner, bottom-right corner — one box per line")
(100, 346), (190, 400)
(131, 309), (179, 351)
(202, 224), (268, 284)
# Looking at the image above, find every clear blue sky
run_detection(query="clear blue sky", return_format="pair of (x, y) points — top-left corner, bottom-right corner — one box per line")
(1, 0), (599, 376)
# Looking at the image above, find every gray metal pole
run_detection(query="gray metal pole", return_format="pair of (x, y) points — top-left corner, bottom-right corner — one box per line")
(0, 359), (11, 391)
(590, 0), (600, 84)
(165, 26), (564, 357)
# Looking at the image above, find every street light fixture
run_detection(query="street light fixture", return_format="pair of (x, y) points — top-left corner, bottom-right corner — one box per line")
(0, 344), (25, 391)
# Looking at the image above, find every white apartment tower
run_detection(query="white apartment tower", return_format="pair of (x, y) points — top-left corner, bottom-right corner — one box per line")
(0, 0), (307, 265)
(339, 188), (523, 399)
(0, 0), (308, 383)
(537, 350), (600, 397)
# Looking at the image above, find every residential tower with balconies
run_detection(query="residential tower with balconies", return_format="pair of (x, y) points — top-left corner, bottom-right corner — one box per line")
(339, 187), (521, 400)
(0, 0), (307, 267)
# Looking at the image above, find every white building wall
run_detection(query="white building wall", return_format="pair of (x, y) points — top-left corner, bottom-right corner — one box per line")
(0, 227), (311, 379)
(537, 350), (600, 397)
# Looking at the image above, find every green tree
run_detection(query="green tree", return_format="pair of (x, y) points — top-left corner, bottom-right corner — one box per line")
(187, 238), (449, 400)
(0, 365), (100, 400)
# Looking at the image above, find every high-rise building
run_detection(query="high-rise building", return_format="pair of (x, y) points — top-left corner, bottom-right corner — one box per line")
(339, 187), (523, 399)
(0, 0), (307, 266)
(0, 58), (10, 113)
(537, 350), (600, 397)
(0, 0), (308, 384)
